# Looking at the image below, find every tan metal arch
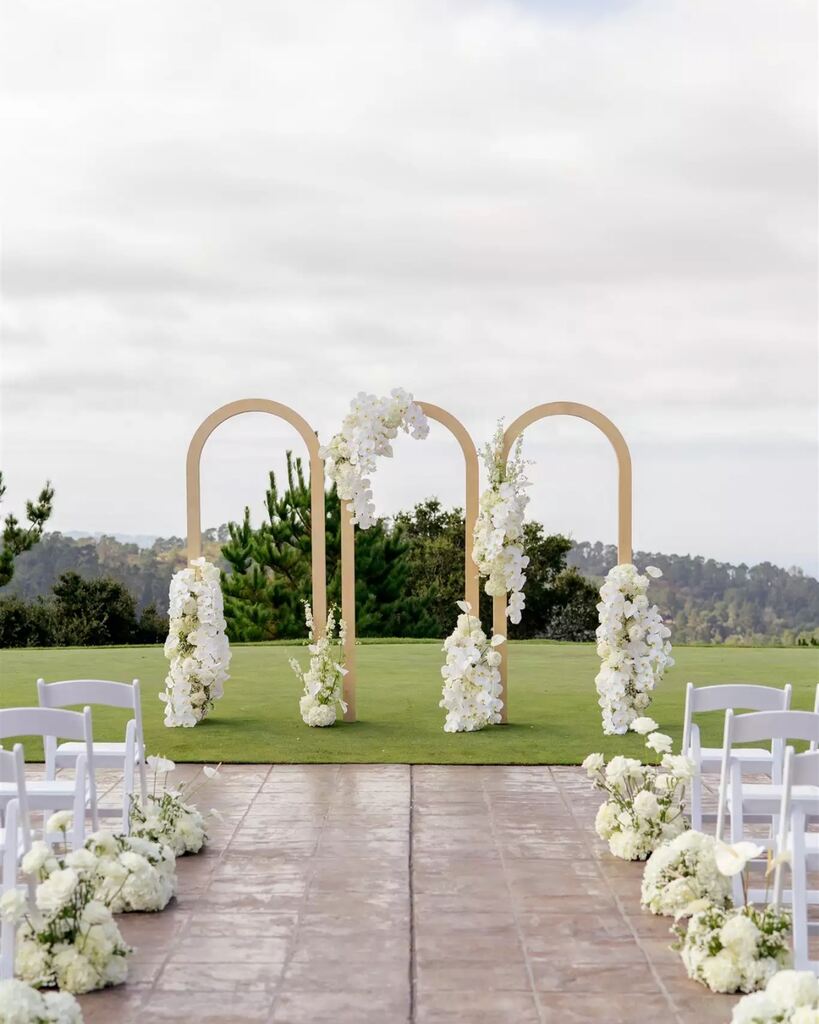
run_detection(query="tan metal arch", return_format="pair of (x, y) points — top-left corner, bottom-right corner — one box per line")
(491, 402), (632, 722)
(186, 398), (327, 630)
(340, 402), (481, 722)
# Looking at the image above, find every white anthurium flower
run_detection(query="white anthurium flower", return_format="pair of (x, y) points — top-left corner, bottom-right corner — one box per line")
(581, 752), (605, 776)
(765, 848), (791, 876)
(714, 840), (765, 877)
(489, 634), (506, 647)
(147, 755), (176, 774)
(645, 565), (663, 578)
(456, 600), (472, 613)
(202, 765), (221, 779)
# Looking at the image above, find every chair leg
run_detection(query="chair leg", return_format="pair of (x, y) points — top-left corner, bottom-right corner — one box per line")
(0, 801), (19, 981)
(73, 757), (87, 848)
(690, 773), (702, 832)
(791, 811), (808, 970)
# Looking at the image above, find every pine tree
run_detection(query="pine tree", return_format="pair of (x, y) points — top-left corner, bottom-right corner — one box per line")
(0, 472), (54, 587)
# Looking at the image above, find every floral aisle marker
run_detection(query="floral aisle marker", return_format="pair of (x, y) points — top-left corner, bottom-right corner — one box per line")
(472, 421), (530, 624)
(0, 979), (83, 1024)
(130, 756), (220, 855)
(290, 603), (348, 727)
(85, 831), (176, 914)
(674, 840), (792, 994)
(641, 829), (732, 918)
(439, 601), (505, 733)
(595, 563), (673, 734)
(321, 387), (429, 528)
(730, 969), (819, 1024)
(161, 556), (231, 728)
(583, 726), (693, 860)
(0, 815), (131, 995)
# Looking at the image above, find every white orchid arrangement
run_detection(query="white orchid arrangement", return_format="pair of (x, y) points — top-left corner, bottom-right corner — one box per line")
(320, 387), (429, 528)
(594, 563), (673, 735)
(161, 557), (231, 728)
(641, 829), (733, 918)
(0, 815), (131, 995)
(289, 603), (348, 727)
(673, 840), (792, 994)
(129, 756), (220, 855)
(0, 979), (83, 1024)
(439, 601), (505, 733)
(731, 970), (819, 1024)
(583, 720), (692, 860)
(472, 423), (530, 624)
(85, 831), (176, 914)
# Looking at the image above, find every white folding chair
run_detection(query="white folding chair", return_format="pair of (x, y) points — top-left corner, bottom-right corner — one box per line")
(682, 682), (792, 831)
(0, 745), (32, 981)
(812, 685), (819, 753)
(773, 747), (819, 971)
(38, 678), (147, 834)
(0, 707), (98, 848)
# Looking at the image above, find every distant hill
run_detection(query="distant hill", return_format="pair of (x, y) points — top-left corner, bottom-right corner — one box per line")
(3, 529), (818, 645)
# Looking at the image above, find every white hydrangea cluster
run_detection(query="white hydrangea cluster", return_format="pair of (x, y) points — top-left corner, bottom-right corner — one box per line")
(675, 903), (791, 994)
(731, 970), (819, 1024)
(320, 388), (429, 529)
(85, 831), (176, 914)
(1, 821), (131, 995)
(0, 979), (82, 1024)
(641, 829), (732, 917)
(289, 603), (348, 727)
(439, 602), (505, 732)
(130, 758), (217, 855)
(595, 563), (673, 734)
(472, 424), (530, 624)
(161, 557), (231, 728)
(583, 730), (693, 861)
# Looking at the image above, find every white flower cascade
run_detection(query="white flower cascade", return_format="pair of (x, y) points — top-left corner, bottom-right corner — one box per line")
(289, 603), (348, 727)
(439, 602), (505, 733)
(85, 832), (176, 915)
(130, 757), (220, 855)
(595, 563), (673, 734)
(641, 829), (732, 918)
(161, 557), (231, 728)
(472, 424), (530, 624)
(320, 388), (429, 529)
(0, 979), (83, 1024)
(731, 970), (819, 1024)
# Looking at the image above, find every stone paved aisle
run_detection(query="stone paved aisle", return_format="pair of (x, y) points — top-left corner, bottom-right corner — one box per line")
(75, 765), (744, 1023)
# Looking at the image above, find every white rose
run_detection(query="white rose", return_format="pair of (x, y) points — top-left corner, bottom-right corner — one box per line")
(645, 732), (674, 755)
(21, 840), (55, 876)
(631, 716), (659, 735)
(0, 887), (28, 923)
(66, 847), (98, 872)
(46, 811), (73, 834)
(632, 790), (660, 820)
(581, 752), (605, 776)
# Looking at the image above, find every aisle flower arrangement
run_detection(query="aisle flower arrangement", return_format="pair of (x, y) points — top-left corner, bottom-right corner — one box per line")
(730, 970), (819, 1024)
(85, 832), (176, 914)
(0, 979), (83, 1024)
(583, 729), (692, 860)
(674, 902), (791, 994)
(130, 757), (218, 855)
(161, 557), (231, 728)
(0, 817), (131, 995)
(472, 422), (530, 624)
(289, 603), (348, 727)
(439, 601), (505, 732)
(321, 388), (429, 528)
(641, 829), (732, 917)
(594, 563), (673, 734)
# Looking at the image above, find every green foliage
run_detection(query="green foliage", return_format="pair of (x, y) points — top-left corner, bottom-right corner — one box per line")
(0, 471), (54, 587)
(221, 453), (438, 640)
(51, 572), (141, 646)
(0, 594), (56, 647)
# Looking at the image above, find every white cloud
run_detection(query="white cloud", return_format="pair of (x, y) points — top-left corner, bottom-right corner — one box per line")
(0, 0), (816, 572)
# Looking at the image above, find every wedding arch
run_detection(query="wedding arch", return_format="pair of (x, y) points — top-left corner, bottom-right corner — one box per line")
(490, 402), (632, 722)
(338, 402), (480, 721)
(185, 398), (328, 631)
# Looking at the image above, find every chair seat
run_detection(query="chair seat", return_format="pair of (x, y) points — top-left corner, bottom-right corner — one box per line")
(700, 747), (773, 770)
(729, 783), (819, 817)
(0, 780), (83, 810)
(55, 741), (127, 764)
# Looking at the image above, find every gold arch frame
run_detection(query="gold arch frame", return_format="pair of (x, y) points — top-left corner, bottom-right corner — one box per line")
(491, 401), (632, 722)
(339, 401), (480, 722)
(185, 398), (327, 630)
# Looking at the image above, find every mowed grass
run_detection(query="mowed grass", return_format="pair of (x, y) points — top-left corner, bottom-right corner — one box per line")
(0, 642), (817, 764)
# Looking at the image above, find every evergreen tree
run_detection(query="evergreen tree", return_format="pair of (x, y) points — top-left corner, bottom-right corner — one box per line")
(0, 472), (54, 586)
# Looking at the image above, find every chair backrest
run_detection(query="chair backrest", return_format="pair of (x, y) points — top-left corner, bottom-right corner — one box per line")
(0, 743), (30, 832)
(727, 709), (819, 747)
(0, 706), (92, 744)
(682, 683), (791, 753)
(773, 746), (819, 906)
(37, 678), (139, 712)
(788, 747), (819, 786)
(813, 685), (819, 752)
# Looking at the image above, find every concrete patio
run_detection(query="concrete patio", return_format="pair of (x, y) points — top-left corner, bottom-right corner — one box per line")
(75, 764), (751, 1023)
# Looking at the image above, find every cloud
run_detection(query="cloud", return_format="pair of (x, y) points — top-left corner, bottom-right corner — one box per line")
(0, 0), (816, 572)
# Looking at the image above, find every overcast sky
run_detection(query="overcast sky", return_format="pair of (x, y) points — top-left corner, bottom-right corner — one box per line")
(1, 0), (817, 573)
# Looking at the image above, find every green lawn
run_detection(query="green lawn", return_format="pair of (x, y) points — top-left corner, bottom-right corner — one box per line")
(0, 642), (816, 764)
